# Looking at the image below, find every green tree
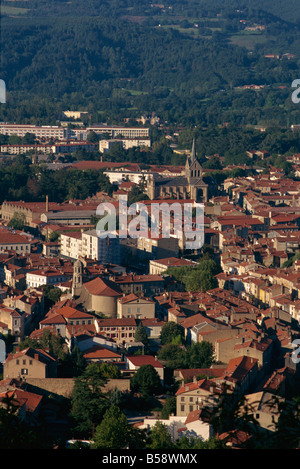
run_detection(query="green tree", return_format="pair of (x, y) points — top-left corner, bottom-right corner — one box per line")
(157, 344), (188, 369)
(70, 363), (109, 438)
(147, 421), (175, 449)
(160, 322), (184, 345)
(161, 396), (177, 419)
(0, 395), (48, 449)
(134, 323), (149, 346)
(92, 405), (130, 449)
(186, 341), (214, 369)
(7, 212), (26, 230)
(130, 364), (162, 399)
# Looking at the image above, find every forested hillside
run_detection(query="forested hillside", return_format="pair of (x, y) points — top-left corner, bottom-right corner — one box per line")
(1, 0), (300, 127)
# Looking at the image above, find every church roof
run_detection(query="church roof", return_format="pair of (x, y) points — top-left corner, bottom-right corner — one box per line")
(83, 276), (122, 297)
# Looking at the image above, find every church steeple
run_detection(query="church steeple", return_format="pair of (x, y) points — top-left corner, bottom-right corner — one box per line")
(185, 138), (202, 182)
(190, 137), (196, 162)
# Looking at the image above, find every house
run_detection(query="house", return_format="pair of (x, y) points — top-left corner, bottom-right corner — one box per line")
(175, 377), (231, 417)
(3, 347), (57, 379)
(149, 257), (197, 275)
(222, 355), (259, 395)
(117, 293), (156, 319)
(39, 306), (95, 338)
(124, 355), (165, 383)
(26, 267), (72, 288)
(242, 391), (286, 432)
(82, 345), (122, 364)
(0, 305), (25, 340)
(0, 387), (43, 424)
(114, 273), (165, 297)
(96, 317), (138, 346)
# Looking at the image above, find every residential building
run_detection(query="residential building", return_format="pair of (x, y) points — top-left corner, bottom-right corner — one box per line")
(81, 230), (121, 264)
(117, 293), (156, 319)
(3, 347), (57, 379)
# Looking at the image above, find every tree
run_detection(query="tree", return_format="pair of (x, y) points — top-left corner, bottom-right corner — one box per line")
(40, 285), (62, 309)
(147, 421), (175, 449)
(157, 344), (188, 369)
(7, 212), (26, 230)
(186, 341), (214, 369)
(92, 405), (130, 449)
(0, 395), (48, 449)
(134, 323), (149, 346)
(161, 396), (177, 419)
(130, 364), (162, 399)
(70, 364), (109, 438)
(160, 322), (184, 345)
(86, 130), (99, 143)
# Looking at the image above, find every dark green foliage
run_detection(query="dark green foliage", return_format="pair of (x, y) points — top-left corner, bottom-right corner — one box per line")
(92, 404), (146, 449)
(157, 341), (214, 370)
(160, 322), (185, 345)
(130, 364), (162, 398)
(134, 323), (149, 346)
(166, 258), (221, 292)
(69, 363), (109, 437)
(161, 396), (177, 419)
(0, 396), (48, 449)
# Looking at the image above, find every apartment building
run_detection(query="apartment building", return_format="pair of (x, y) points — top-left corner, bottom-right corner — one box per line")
(0, 124), (69, 140)
(60, 232), (83, 260)
(99, 137), (151, 153)
(81, 230), (121, 265)
(87, 125), (149, 139)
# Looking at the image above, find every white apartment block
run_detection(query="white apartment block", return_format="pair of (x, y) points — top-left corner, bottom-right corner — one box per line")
(60, 230), (121, 265)
(99, 138), (151, 153)
(0, 124), (69, 140)
(0, 142), (97, 155)
(81, 230), (120, 265)
(26, 269), (69, 288)
(60, 232), (82, 260)
(87, 125), (149, 139)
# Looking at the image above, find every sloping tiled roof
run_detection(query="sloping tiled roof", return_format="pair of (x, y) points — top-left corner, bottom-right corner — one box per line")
(83, 277), (122, 297)
(126, 355), (164, 369)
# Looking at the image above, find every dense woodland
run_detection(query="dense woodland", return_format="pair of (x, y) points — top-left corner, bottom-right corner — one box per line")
(2, 0), (300, 131)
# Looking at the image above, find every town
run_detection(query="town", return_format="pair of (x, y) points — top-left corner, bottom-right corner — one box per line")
(0, 114), (299, 450)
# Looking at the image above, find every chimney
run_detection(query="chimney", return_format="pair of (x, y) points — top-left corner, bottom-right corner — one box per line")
(46, 195), (49, 213)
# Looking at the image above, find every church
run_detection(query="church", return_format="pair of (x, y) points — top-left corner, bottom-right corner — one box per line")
(147, 139), (209, 203)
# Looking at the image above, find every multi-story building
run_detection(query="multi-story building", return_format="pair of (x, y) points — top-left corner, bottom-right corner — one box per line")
(81, 230), (121, 265)
(99, 138), (151, 153)
(0, 232), (31, 254)
(117, 293), (156, 319)
(87, 125), (149, 139)
(26, 268), (72, 288)
(60, 232), (83, 260)
(0, 124), (69, 140)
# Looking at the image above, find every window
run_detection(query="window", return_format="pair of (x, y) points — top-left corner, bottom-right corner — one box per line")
(21, 369), (28, 375)
(181, 405), (184, 412)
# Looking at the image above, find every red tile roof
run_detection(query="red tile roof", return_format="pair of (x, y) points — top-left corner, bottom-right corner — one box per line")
(84, 277), (122, 297)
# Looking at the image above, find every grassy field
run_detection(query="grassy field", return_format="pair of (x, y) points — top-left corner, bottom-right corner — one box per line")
(229, 32), (268, 50)
(1, 5), (30, 15)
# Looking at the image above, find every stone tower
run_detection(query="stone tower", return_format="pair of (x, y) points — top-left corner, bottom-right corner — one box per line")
(72, 259), (83, 297)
